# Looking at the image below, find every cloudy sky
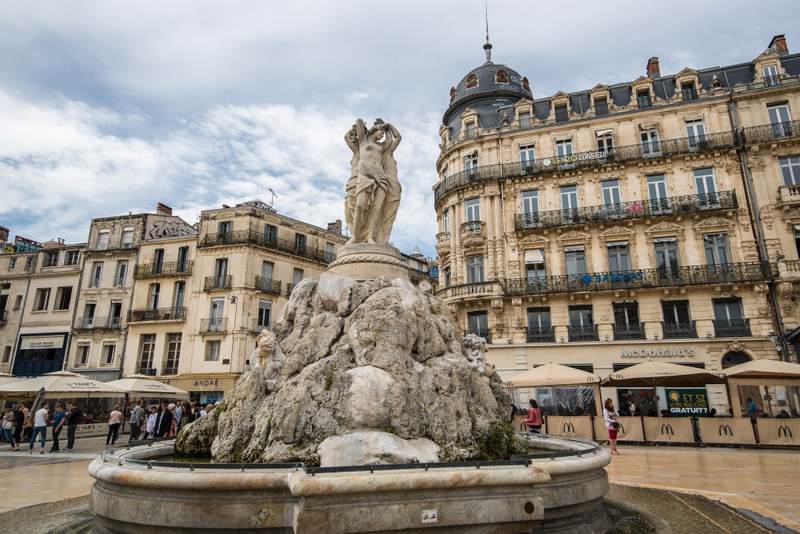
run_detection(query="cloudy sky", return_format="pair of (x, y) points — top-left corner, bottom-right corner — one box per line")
(1, 1), (798, 255)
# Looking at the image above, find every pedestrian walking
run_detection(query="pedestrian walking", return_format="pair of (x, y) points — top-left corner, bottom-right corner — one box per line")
(20, 403), (32, 444)
(129, 400), (144, 442)
(525, 399), (543, 434)
(2, 407), (18, 451)
(12, 403), (24, 445)
(603, 398), (620, 456)
(64, 403), (83, 451)
(164, 403), (177, 438)
(49, 404), (66, 453)
(143, 405), (158, 439)
(29, 403), (49, 455)
(179, 401), (191, 430)
(106, 405), (123, 445)
(155, 401), (173, 438)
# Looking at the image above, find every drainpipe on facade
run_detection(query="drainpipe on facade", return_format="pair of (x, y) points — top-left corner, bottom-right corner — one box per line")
(728, 99), (791, 361)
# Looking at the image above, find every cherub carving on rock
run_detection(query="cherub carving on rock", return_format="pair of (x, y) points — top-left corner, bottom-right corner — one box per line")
(254, 329), (277, 369)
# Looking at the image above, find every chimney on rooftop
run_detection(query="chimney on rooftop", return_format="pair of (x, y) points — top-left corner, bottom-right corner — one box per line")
(155, 202), (173, 216)
(768, 34), (789, 55)
(327, 219), (343, 235)
(646, 57), (661, 79)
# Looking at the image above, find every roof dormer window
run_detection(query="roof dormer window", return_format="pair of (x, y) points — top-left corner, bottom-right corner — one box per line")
(764, 64), (780, 87)
(681, 82), (698, 101)
(555, 104), (569, 123)
(466, 74), (479, 89)
(495, 69), (509, 83)
(594, 96), (609, 116)
(637, 89), (652, 109)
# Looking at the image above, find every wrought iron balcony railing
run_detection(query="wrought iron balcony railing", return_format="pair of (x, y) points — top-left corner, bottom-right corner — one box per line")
(86, 240), (137, 253)
(568, 325), (598, 342)
(613, 323), (645, 340)
(504, 262), (773, 296)
(662, 321), (698, 339)
(198, 229), (336, 264)
(128, 307), (187, 323)
(134, 261), (193, 278)
(526, 326), (555, 343)
(204, 275), (232, 291)
(465, 328), (492, 344)
(515, 191), (737, 231)
(436, 281), (503, 300)
(713, 318), (752, 338)
(434, 131), (737, 203)
(136, 367), (157, 376)
(741, 120), (800, 145)
(200, 318), (228, 334)
(250, 319), (271, 333)
(74, 316), (122, 330)
(255, 276), (282, 295)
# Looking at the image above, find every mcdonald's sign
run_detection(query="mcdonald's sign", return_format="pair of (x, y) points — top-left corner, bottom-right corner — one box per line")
(718, 424), (734, 437)
(778, 425), (794, 439)
(660, 423), (674, 435)
(562, 422), (576, 434)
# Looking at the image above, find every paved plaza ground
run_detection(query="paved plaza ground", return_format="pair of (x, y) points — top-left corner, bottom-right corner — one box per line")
(0, 438), (797, 532)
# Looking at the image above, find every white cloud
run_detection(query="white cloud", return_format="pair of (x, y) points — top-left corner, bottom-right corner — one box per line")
(0, 88), (440, 254)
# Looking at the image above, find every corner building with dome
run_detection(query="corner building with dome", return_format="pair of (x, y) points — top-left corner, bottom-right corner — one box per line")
(433, 35), (800, 416)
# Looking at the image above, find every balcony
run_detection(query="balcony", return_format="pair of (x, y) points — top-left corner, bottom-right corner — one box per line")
(568, 325), (598, 342)
(515, 191), (737, 231)
(128, 307), (187, 323)
(662, 321), (698, 339)
(742, 120), (800, 145)
(436, 281), (503, 300)
(713, 318), (752, 338)
(465, 328), (492, 344)
(777, 185), (800, 208)
(460, 221), (487, 249)
(526, 326), (555, 343)
(504, 262), (773, 297)
(435, 232), (451, 256)
(200, 318), (228, 334)
(74, 316), (122, 330)
(434, 131), (737, 204)
(134, 261), (193, 278)
(613, 323), (645, 340)
(198, 229), (336, 264)
(255, 276), (282, 295)
(86, 240), (137, 253)
(204, 275), (232, 291)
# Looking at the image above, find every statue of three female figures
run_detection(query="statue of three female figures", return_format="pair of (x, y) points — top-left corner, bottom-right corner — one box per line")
(344, 119), (402, 245)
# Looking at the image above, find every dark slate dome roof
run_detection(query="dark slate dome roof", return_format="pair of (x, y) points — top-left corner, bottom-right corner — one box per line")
(446, 60), (531, 119)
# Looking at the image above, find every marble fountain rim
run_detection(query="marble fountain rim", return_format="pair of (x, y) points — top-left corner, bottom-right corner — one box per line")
(89, 435), (610, 494)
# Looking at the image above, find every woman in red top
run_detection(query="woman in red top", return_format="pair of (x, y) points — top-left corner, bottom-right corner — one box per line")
(525, 399), (543, 434)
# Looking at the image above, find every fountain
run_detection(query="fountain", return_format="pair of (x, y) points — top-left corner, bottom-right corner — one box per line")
(88, 119), (611, 533)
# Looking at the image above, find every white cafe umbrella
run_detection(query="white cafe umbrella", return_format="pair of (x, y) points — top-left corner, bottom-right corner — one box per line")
(106, 375), (189, 398)
(0, 370), (124, 398)
(504, 362), (601, 388)
(723, 359), (800, 379)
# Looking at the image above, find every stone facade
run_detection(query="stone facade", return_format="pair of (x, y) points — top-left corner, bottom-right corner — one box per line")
(434, 35), (800, 414)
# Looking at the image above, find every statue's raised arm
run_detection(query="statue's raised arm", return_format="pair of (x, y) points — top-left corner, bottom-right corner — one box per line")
(384, 123), (402, 154)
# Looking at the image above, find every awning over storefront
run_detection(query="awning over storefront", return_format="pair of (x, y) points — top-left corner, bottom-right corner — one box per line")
(603, 361), (725, 388)
(504, 362), (600, 388)
(0, 370), (124, 398)
(723, 359), (800, 379)
(107, 375), (189, 398)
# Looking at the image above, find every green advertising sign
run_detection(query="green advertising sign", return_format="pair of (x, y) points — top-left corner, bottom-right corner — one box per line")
(666, 388), (709, 415)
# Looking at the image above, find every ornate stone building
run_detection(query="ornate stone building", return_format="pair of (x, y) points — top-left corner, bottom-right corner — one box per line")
(434, 35), (800, 414)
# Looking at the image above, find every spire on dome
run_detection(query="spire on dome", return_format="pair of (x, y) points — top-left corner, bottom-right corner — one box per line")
(483, 1), (492, 63)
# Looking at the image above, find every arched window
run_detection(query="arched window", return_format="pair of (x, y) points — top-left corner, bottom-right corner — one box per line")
(466, 74), (479, 89)
(522, 77), (531, 91)
(721, 351), (751, 369)
(495, 69), (509, 83)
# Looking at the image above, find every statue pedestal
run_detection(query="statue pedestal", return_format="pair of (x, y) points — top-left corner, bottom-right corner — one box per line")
(326, 243), (409, 280)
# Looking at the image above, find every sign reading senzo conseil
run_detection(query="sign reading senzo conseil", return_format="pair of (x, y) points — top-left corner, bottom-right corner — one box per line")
(666, 388), (709, 415)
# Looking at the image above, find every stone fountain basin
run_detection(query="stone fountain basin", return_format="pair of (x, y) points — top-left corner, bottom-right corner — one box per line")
(89, 435), (610, 533)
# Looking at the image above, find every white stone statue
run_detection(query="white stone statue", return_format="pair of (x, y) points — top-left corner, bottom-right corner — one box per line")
(254, 329), (277, 369)
(344, 119), (402, 245)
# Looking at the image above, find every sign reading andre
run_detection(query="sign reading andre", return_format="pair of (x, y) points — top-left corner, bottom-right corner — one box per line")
(666, 388), (709, 415)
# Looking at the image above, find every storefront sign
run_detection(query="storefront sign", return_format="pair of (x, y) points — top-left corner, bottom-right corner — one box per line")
(666, 388), (709, 415)
(542, 151), (608, 167)
(620, 348), (695, 358)
(193, 378), (219, 388)
(20, 336), (65, 350)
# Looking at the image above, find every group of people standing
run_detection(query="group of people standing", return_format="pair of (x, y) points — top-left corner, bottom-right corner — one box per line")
(126, 400), (213, 443)
(524, 397), (622, 456)
(1, 402), (83, 453)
